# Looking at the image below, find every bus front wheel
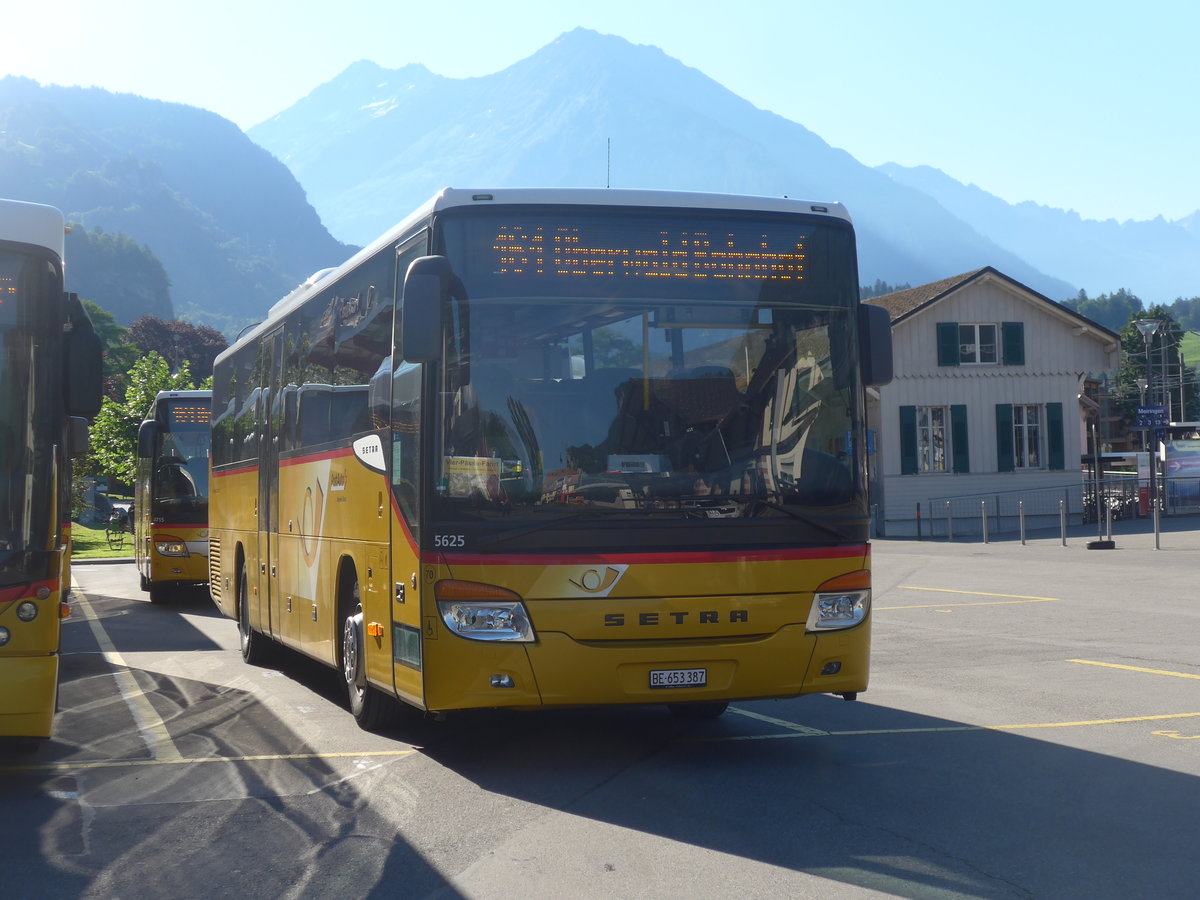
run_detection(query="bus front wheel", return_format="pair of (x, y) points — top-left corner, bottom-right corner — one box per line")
(237, 564), (272, 666)
(341, 591), (395, 732)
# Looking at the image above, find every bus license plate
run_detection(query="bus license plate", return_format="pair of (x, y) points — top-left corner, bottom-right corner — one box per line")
(649, 668), (707, 689)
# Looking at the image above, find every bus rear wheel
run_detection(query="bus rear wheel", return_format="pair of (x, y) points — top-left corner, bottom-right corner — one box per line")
(341, 590), (395, 732)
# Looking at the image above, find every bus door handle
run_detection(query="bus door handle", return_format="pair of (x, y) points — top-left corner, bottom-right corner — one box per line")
(260, 563), (266, 575)
(270, 565), (276, 578)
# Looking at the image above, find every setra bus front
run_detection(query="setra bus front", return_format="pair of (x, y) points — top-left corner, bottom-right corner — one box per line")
(403, 192), (893, 717)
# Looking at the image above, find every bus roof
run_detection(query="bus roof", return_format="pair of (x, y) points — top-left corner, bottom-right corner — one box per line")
(229, 187), (852, 360)
(0, 198), (66, 259)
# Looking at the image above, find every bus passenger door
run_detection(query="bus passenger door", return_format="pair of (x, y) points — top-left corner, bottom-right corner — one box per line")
(257, 330), (284, 640)
(388, 359), (425, 707)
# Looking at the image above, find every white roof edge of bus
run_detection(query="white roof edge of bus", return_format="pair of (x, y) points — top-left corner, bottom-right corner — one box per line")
(0, 197), (66, 259)
(220, 187), (850, 361)
(153, 389), (211, 400)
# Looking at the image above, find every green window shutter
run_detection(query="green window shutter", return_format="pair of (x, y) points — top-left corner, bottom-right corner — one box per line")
(1047, 402), (1065, 470)
(1002, 321), (1025, 366)
(995, 404), (1014, 472)
(937, 322), (960, 366)
(899, 405), (918, 475)
(951, 404), (970, 473)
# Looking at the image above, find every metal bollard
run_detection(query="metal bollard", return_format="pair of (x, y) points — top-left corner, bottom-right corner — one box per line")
(981, 499), (988, 543)
(1060, 499), (1067, 546)
(946, 500), (953, 541)
(1019, 500), (1026, 545)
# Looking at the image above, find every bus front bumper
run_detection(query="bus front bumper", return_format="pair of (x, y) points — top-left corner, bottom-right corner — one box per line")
(0, 655), (58, 738)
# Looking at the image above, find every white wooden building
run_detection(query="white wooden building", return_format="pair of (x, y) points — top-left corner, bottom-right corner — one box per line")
(865, 267), (1121, 537)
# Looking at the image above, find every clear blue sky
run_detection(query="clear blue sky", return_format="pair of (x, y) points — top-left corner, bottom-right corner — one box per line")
(6, 0), (1196, 223)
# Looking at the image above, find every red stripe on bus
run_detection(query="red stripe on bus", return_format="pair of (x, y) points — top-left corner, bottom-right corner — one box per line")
(0, 579), (59, 604)
(280, 447), (355, 467)
(428, 544), (868, 568)
(212, 464), (257, 478)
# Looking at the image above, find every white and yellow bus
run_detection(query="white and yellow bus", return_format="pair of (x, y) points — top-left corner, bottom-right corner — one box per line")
(209, 188), (892, 729)
(134, 390), (211, 603)
(0, 198), (103, 741)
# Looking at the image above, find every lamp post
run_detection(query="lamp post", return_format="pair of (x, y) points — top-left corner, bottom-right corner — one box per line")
(1135, 319), (1161, 542)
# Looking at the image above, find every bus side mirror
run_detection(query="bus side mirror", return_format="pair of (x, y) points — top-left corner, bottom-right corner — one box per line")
(137, 419), (158, 459)
(401, 255), (453, 363)
(69, 417), (90, 459)
(65, 320), (104, 417)
(859, 303), (894, 388)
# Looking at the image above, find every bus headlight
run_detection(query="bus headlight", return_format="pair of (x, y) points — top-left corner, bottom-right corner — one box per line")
(155, 541), (189, 557)
(435, 580), (535, 642)
(0, 626), (9, 646)
(16, 601), (38, 622)
(806, 570), (871, 631)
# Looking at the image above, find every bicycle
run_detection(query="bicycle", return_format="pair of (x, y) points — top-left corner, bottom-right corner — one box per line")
(105, 510), (128, 551)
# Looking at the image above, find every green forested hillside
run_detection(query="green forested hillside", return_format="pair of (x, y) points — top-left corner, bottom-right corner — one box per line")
(0, 76), (356, 335)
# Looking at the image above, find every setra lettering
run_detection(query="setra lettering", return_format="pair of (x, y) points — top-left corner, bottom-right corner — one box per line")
(603, 610), (750, 626)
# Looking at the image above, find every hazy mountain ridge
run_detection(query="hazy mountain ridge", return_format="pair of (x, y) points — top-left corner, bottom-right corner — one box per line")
(248, 28), (1076, 301)
(877, 163), (1200, 303)
(0, 76), (355, 331)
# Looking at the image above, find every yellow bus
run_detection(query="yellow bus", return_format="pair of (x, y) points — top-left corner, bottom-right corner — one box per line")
(134, 390), (211, 603)
(0, 198), (103, 741)
(209, 188), (892, 729)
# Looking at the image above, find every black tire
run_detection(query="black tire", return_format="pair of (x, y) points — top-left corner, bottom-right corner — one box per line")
(148, 582), (172, 605)
(667, 701), (729, 720)
(139, 572), (151, 592)
(341, 582), (395, 731)
(237, 564), (272, 666)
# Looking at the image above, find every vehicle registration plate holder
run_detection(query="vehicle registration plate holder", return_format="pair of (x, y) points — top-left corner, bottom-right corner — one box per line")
(649, 668), (707, 689)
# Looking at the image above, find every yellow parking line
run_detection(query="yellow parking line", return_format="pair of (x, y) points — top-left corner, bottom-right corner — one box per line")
(900, 586), (1060, 601)
(878, 599), (1055, 610)
(877, 586), (1059, 610)
(1068, 659), (1200, 680)
(73, 589), (184, 762)
(0, 749), (417, 773)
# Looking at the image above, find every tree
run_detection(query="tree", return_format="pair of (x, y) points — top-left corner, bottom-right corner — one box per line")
(1061, 288), (1144, 334)
(65, 225), (174, 324)
(89, 353), (197, 486)
(860, 279), (911, 300)
(1113, 308), (1197, 425)
(81, 299), (140, 400)
(127, 316), (228, 382)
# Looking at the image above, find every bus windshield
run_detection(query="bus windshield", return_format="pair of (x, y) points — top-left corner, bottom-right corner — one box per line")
(426, 207), (866, 548)
(151, 400), (211, 524)
(0, 250), (55, 559)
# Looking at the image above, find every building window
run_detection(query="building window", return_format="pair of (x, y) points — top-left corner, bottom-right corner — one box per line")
(996, 402), (1063, 472)
(1013, 404), (1042, 468)
(900, 404), (969, 475)
(959, 323), (997, 365)
(917, 406), (948, 472)
(938, 322), (1025, 367)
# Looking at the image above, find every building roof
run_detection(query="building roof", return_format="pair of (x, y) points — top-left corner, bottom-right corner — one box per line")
(864, 265), (1121, 343)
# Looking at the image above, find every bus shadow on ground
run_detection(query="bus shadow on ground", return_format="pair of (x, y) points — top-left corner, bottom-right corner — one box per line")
(416, 696), (1198, 899)
(0, 663), (461, 900)
(9, 619), (1195, 899)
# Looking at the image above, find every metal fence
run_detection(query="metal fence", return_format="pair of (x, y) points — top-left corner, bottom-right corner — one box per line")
(919, 476), (1145, 541)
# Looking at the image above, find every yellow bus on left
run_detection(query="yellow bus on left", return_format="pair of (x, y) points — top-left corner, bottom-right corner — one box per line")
(0, 198), (103, 743)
